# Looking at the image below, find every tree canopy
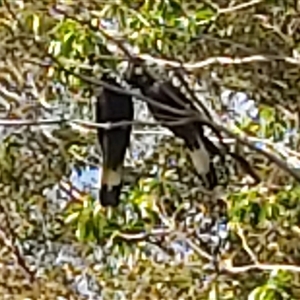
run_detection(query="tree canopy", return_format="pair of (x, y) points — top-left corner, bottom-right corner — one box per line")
(0, 0), (300, 299)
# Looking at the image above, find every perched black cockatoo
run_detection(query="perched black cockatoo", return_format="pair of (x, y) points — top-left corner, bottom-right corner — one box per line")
(125, 61), (224, 189)
(96, 73), (134, 206)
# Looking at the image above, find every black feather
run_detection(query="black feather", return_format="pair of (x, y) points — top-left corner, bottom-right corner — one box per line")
(96, 73), (134, 206)
(126, 66), (221, 189)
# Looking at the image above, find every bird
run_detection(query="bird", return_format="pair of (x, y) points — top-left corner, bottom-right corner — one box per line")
(125, 60), (224, 189)
(96, 72), (134, 206)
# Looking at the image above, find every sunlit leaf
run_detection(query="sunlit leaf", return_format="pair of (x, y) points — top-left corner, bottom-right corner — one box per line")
(64, 211), (80, 225)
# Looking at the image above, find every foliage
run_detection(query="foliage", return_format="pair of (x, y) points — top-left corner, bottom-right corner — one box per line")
(0, 0), (299, 299)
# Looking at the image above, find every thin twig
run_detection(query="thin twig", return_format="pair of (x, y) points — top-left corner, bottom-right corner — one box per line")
(114, 227), (172, 241)
(236, 225), (258, 264)
(219, 0), (263, 14)
(71, 117), (201, 129)
(223, 262), (300, 274)
(184, 238), (213, 261)
(0, 118), (67, 126)
(137, 53), (300, 70)
(0, 117), (200, 129)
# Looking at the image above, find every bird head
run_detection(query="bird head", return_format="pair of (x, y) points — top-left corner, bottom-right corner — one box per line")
(123, 58), (154, 90)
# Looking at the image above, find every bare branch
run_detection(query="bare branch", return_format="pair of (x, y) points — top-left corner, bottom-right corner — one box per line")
(0, 116), (200, 129)
(137, 53), (300, 70)
(224, 262), (300, 274)
(219, 0), (263, 14)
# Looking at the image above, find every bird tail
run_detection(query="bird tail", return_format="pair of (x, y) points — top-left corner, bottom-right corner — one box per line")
(188, 134), (220, 189)
(188, 134), (211, 174)
(99, 166), (123, 207)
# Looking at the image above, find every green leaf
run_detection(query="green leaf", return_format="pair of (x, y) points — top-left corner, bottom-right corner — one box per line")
(195, 7), (215, 21)
(76, 219), (87, 241)
(64, 211), (80, 225)
(32, 14), (40, 36)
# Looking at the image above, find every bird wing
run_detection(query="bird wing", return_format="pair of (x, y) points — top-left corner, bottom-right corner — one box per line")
(143, 79), (219, 188)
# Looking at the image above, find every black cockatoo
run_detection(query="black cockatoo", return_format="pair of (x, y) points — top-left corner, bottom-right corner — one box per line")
(125, 61), (224, 189)
(96, 73), (134, 206)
